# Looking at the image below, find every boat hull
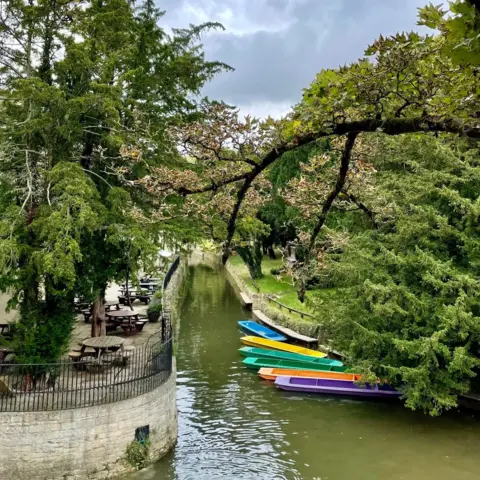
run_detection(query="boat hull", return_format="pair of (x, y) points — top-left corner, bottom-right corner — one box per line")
(243, 357), (345, 372)
(258, 367), (360, 382)
(275, 376), (401, 399)
(238, 321), (287, 342)
(240, 336), (326, 358)
(239, 347), (343, 367)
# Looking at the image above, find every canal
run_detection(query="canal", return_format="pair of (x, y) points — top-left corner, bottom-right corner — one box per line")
(132, 264), (480, 480)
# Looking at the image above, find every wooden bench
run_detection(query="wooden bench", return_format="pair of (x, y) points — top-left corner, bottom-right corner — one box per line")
(118, 294), (137, 305)
(135, 293), (151, 305)
(68, 351), (83, 368)
(121, 345), (135, 365)
(253, 309), (318, 345)
(106, 322), (117, 333)
(240, 292), (253, 309)
(120, 323), (136, 336)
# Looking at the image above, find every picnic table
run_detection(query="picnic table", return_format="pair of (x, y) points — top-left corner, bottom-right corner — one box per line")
(80, 336), (124, 360)
(104, 301), (121, 312)
(106, 310), (144, 335)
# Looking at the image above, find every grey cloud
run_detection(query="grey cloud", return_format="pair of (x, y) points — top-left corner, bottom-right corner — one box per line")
(159, 0), (429, 115)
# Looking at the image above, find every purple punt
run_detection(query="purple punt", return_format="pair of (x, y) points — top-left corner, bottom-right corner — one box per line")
(275, 376), (402, 399)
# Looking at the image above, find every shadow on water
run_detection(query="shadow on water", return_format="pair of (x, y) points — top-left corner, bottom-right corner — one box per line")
(130, 265), (480, 480)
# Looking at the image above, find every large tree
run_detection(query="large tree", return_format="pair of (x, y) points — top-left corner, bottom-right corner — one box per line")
(0, 0), (227, 360)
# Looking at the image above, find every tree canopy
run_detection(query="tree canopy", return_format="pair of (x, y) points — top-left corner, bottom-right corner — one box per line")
(0, 0), (227, 360)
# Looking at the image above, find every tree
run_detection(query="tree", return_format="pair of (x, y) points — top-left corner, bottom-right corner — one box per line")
(0, 0), (227, 360)
(141, 16), (480, 270)
(314, 134), (480, 415)
(135, 2), (480, 413)
(418, 0), (480, 65)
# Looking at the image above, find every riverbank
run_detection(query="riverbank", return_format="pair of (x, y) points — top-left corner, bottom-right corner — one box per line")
(225, 255), (329, 346)
(0, 258), (186, 480)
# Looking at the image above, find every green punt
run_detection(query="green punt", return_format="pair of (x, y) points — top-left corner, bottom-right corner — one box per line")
(242, 356), (346, 372)
(239, 347), (343, 367)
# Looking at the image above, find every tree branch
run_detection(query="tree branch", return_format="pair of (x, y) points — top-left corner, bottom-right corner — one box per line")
(341, 191), (377, 227)
(181, 115), (480, 263)
(179, 116), (480, 196)
(221, 177), (255, 263)
(308, 132), (358, 250)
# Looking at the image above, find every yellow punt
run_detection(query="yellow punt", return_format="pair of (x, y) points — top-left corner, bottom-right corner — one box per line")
(240, 336), (326, 358)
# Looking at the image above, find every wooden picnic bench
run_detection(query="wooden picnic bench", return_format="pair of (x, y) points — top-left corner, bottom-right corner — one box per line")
(253, 309), (318, 345)
(107, 310), (141, 336)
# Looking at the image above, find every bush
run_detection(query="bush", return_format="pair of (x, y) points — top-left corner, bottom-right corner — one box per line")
(124, 439), (150, 470)
(147, 291), (163, 314)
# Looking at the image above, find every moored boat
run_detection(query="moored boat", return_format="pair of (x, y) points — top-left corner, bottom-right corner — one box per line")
(240, 336), (326, 358)
(237, 321), (287, 342)
(239, 347), (343, 367)
(258, 367), (360, 382)
(274, 376), (401, 398)
(242, 356), (345, 372)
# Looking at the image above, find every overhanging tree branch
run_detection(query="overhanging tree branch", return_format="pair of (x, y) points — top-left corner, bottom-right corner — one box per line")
(308, 132), (358, 250)
(341, 191), (377, 228)
(176, 115), (480, 264)
(178, 116), (480, 196)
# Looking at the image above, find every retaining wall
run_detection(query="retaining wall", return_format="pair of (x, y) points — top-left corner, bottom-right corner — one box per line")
(0, 373), (177, 480)
(224, 260), (327, 344)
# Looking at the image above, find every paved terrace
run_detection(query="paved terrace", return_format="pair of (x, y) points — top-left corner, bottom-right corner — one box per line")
(0, 284), (171, 412)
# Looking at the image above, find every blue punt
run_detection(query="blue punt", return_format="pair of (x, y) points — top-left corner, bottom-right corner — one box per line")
(238, 320), (287, 342)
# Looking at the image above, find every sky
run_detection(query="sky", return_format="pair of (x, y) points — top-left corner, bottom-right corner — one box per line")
(159, 0), (430, 119)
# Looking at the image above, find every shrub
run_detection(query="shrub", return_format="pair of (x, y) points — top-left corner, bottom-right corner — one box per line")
(124, 439), (150, 470)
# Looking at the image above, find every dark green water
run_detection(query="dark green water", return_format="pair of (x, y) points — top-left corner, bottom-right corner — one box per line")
(131, 265), (480, 480)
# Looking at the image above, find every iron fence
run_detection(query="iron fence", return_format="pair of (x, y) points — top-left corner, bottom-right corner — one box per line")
(0, 331), (172, 412)
(163, 255), (180, 293)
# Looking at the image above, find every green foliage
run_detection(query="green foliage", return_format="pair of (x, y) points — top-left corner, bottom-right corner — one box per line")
(124, 438), (150, 470)
(316, 135), (480, 415)
(147, 291), (163, 314)
(418, 1), (480, 65)
(0, 0), (226, 360)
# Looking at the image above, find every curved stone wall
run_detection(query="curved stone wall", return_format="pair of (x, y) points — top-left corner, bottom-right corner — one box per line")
(0, 372), (177, 480)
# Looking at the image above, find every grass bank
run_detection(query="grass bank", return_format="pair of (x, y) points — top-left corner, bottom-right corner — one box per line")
(227, 255), (317, 320)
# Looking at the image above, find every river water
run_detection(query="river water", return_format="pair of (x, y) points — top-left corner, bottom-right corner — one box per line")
(131, 265), (480, 480)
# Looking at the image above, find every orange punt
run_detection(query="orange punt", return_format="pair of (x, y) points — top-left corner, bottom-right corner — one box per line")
(258, 367), (362, 382)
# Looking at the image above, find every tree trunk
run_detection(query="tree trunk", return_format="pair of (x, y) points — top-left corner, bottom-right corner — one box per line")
(91, 292), (106, 337)
(267, 245), (276, 260)
(236, 243), (264, 280)
(297, 279), (306, 303)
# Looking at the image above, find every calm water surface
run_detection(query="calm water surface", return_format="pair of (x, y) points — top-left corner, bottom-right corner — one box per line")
(130, 265), (480, 480)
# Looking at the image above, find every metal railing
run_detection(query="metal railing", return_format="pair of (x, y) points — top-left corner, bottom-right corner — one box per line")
(163, 255), (180, 293)
(265, 295), (315, 319)
(0, 330), (172, 412)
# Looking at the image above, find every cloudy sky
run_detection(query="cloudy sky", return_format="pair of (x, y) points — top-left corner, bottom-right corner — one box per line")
(160, 0), (430, 118)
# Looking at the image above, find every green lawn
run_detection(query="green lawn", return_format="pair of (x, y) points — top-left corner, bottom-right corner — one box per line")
(228, 254), (316, 317)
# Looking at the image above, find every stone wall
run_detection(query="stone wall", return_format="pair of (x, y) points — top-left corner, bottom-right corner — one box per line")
(163, 257), (187, 336)
(0, 373), (177, 480)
